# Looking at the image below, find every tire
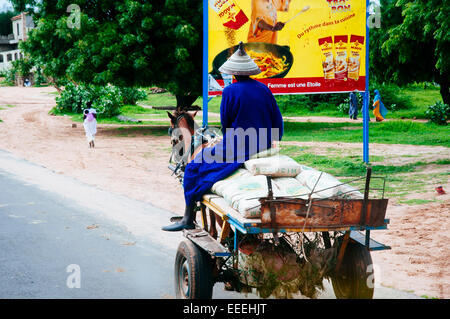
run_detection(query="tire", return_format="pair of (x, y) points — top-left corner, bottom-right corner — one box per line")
(174, 240), (214, 299)
(331, 241), (374, 299)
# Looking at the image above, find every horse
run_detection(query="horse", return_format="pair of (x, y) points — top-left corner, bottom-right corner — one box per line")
(167, 109), (222, 237)
(167, 109), (221, 177)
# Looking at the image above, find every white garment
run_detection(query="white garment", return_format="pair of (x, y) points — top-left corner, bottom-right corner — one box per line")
(83, 108), (97, 142)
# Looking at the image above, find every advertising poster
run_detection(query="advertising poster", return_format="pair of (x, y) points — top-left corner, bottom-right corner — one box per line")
(208, 0), (367, 96)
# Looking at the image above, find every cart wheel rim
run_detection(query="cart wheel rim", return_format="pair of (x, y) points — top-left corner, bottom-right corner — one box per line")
(178, 259), (191, 298)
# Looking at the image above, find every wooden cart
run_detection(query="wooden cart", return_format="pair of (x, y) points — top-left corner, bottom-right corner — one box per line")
(172, 168), (391, 299)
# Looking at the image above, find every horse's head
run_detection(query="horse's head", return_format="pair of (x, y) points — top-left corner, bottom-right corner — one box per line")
(167, 109), (198, 165)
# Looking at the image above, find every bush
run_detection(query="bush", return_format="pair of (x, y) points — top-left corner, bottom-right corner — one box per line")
(275, 95), (311, 112)
(55, 83), (147, 118)
(34, 67), (47, 87)
(12, 59), (33, 77)
(276, 93), (349, 113)
(1, 68), (15, 86)
(369, 83), (411, 110)
(425, 101), (450, 125)
(55, 82), (93, 114)
(118, 87), (147, 105)
(92, 85), (123, 118)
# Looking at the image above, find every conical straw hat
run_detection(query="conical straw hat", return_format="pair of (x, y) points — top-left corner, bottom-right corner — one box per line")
(219, 42), (261, 76)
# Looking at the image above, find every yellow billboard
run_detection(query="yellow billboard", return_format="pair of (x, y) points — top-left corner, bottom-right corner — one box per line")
(208, 0), (367, 95)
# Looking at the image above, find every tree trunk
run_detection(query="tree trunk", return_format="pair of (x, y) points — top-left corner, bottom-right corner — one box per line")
(48, 77), (62, 93)
(175, 94), (199, 111)
(437, 73), (450, 106)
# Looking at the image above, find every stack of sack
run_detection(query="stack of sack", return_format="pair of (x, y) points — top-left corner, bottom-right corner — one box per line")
(211, 148), (364, 219)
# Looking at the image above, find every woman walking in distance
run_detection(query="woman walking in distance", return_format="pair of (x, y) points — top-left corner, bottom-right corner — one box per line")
(373, 89), (388, 122)
(83, 102), (97, 148)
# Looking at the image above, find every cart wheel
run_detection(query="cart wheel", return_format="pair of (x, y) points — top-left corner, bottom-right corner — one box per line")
(174, 240), (213, 299)
(331, 241), (374, 299)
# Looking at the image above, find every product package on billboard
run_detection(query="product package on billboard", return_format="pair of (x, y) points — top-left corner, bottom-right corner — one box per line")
(210, 0), (249, 30)
(333, 35), (348, 81)
(348, 35), (365, 81)
(318, 36), (335, 80)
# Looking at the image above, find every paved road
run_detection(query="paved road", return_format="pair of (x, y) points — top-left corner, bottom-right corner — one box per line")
(0, 167), (175, 298)
(0, 150), (421, 299)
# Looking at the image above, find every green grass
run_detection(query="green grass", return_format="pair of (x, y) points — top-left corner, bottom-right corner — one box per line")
(120, 104), (157, 114)
(280, 145), (449, 177)
(141, 92), (178, 108)
(0, 81), (14, 87)
(50, 104), (171, 125)
(45, 91), (60, 96)
(389, 84), (443, 119)
(49, 108), (126, 124)
(142, 92), (223, 114)
(113, 126), (168, 137)
(398, 199), (436, 205)
(281, 120), (450, 147)
(421, 295), (439, 299)
(0, 104), (15, 110)
(280, 144), (450, 201)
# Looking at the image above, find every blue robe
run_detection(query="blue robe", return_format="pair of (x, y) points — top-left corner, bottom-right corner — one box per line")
(349, 92), (359, 119)
(183, 78), (284, 206)
(373, 89), (388, 119)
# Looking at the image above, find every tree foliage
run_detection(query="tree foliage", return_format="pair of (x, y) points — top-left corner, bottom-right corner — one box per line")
(0, 11), (16, 35)
(370, 0), (450, 105)
(12, 0), (202, 107)
(54, 82), (147, 117)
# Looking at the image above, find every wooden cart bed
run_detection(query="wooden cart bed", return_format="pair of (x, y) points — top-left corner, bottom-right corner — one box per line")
(202, 194), (390, 234)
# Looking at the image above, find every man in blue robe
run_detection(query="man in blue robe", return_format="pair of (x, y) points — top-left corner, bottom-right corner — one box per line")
(162, 43), (284, 231)
(349, 90), (359, 120)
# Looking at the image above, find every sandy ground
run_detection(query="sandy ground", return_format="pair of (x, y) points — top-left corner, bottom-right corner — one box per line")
(0, 86), (449, 298)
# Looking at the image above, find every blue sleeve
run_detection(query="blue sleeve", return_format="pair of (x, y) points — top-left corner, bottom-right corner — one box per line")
(220, 90), (229, 133)
(220, 86), (237, 132)
(271, 94), (284, 140)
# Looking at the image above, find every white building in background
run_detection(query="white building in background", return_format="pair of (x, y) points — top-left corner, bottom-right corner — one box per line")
(0, 12), (34, 72)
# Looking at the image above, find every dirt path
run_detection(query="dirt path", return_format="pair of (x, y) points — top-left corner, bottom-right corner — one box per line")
(0, 87), (185, 214)
(0, 86), (449, 298)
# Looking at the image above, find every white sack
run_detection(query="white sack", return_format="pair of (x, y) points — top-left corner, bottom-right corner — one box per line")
(245, 155), (303, 177)
(249, 147), (280, 159)
(211, 168), (252, 195)
(272, 177), (313, 199)
(295, 170), (363, 199)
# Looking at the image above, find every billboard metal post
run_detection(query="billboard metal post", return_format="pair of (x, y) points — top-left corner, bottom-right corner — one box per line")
(203, 0), (209, 128)
(363, 0), (370, 164)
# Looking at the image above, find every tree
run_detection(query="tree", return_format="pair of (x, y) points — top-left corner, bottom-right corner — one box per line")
(0, 11), (16, 35)
(370, 0), (450, 105)
(9, 0), (38, 13)
(12, 0), (202, 108)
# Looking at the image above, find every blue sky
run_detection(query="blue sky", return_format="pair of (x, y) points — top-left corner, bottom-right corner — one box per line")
(0, 0), (13, 12)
